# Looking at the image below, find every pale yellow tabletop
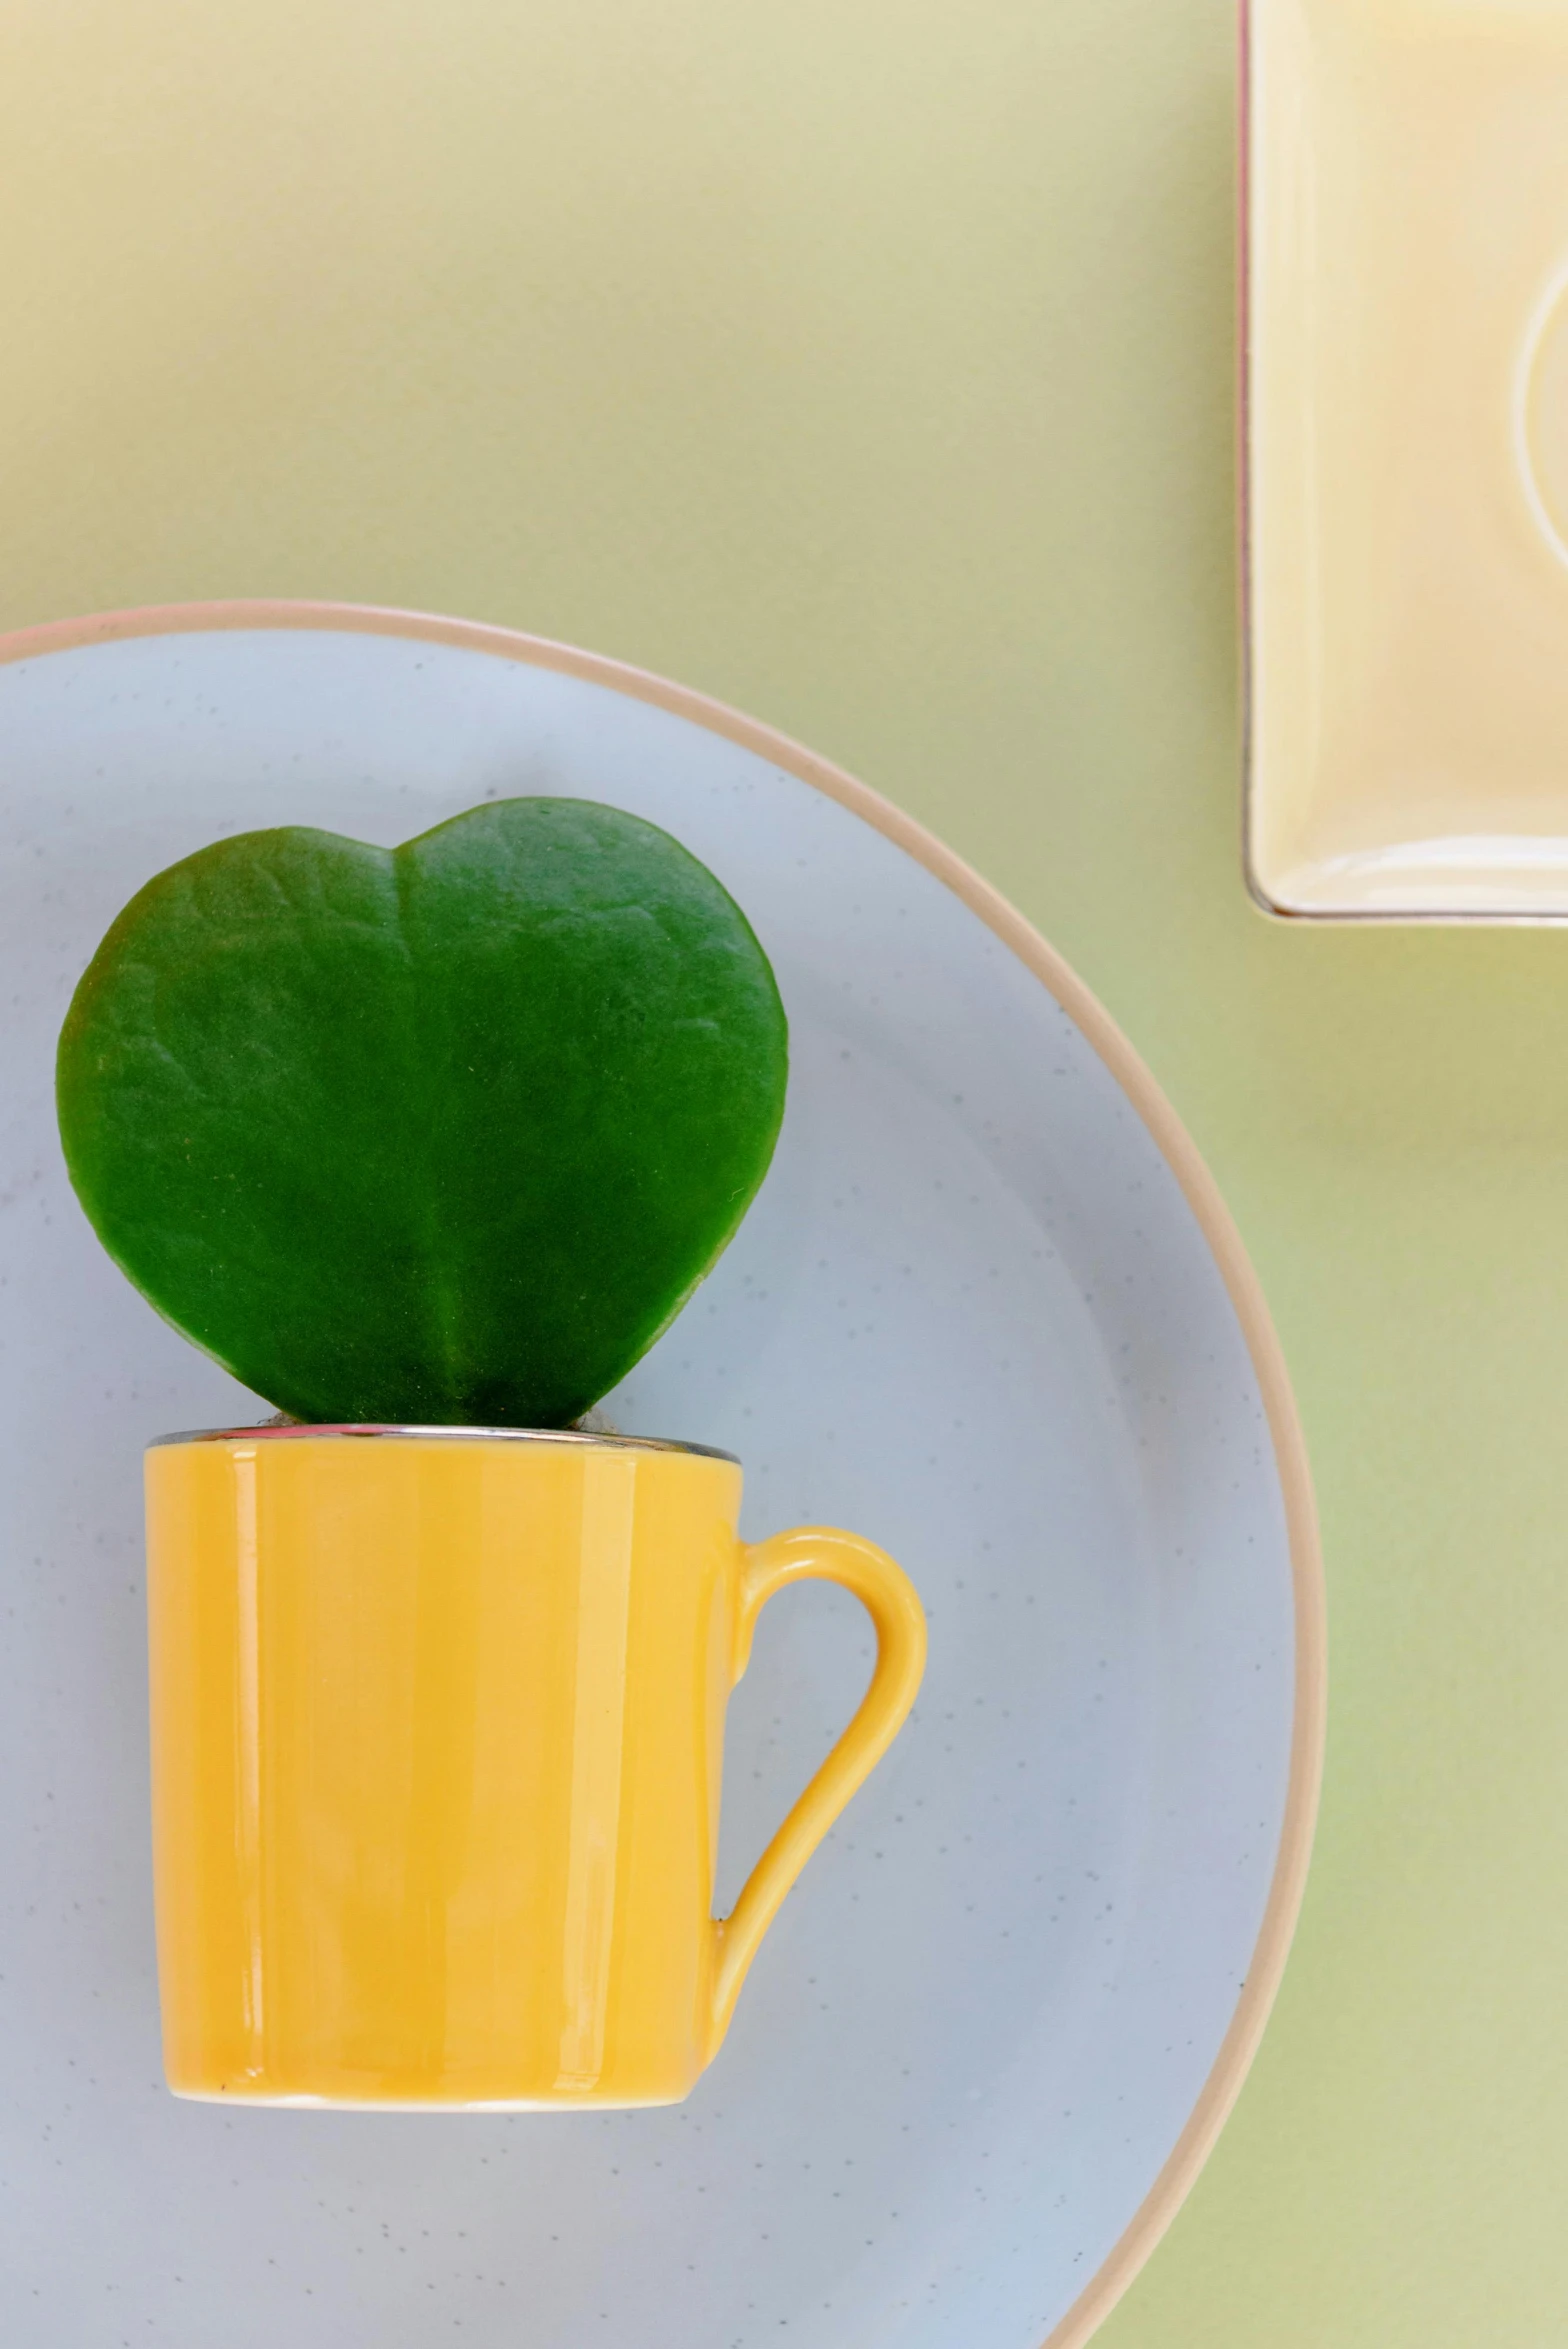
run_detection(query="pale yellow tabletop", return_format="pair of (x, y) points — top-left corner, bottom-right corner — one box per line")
(5, 3), (1566, 2341)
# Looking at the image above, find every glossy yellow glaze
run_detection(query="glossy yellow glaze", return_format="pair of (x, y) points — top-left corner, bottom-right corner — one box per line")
(145, 1432), (925, 2108)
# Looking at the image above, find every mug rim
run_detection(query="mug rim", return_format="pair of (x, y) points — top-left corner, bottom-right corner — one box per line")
(146, 1422), (741, 1464)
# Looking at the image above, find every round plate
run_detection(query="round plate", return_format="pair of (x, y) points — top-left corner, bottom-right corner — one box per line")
(0, 604), (1323, 2349)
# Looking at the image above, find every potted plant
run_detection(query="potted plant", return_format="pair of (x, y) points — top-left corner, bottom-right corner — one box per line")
(57, 796), (925, 2109)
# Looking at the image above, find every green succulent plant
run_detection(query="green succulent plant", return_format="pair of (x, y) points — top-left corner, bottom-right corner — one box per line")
(56, 797), (788, 1427)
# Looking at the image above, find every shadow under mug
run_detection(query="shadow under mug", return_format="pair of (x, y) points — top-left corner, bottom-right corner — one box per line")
(145, 1425), (926, 2109)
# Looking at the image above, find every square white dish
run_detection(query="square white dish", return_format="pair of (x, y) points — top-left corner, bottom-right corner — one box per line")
(1245, 0), (1568, 919)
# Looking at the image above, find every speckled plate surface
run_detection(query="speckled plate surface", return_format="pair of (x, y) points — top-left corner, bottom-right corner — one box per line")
(0, 605), (1322, 2349)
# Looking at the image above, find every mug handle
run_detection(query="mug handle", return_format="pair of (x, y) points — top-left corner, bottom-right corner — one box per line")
(707, 1526), (927, 2059)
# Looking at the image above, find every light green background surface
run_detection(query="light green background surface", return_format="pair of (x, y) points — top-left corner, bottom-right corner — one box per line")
(5, 3), (1567, 2340)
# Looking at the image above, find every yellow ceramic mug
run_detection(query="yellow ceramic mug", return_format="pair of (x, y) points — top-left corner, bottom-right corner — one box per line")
(145, 1425), (926, 2109)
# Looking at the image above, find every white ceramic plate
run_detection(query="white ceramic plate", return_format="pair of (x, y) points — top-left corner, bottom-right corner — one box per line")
(0, 605), (1322, 2349)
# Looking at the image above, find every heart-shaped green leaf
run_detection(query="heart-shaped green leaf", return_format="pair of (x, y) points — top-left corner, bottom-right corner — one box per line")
(57, 798), (788, 1427)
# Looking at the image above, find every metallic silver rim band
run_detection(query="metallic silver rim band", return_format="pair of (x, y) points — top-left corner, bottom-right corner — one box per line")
(146, 1423), (741, 1464)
